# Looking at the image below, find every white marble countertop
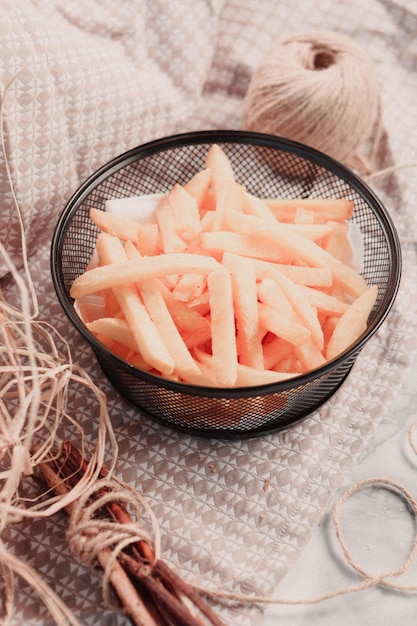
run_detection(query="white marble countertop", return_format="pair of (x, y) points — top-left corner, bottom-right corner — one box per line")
(260, 348), (417, 626)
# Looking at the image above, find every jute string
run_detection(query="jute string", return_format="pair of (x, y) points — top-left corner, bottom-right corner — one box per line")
(62, 423), (417, 612)
(66, 478), (161, 609)
(243, 30), (383, 173)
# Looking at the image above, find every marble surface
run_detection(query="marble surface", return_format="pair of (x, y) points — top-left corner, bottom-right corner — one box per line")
(260, 348), (417, 626)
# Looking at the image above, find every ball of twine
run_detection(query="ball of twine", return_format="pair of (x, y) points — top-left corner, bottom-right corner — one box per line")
(243, 30), (382, 168)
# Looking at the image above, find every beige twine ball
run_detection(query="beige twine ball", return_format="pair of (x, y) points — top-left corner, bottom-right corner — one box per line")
(242, 30), (381, 167)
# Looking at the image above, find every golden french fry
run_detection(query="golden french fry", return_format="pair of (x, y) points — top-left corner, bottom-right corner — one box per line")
(155, 195), (188, 253)
(235, 363), (296, 386)
(136, 222), (161, 256)
(205, 143), (235, 186)
(243, 192), (276, 221)
(167, 183), (202, 242)
(95, 233), (174, 375)
(87, 317), (139, 353)
(184, 167), (212, 209)
(207, 267), (238, 387)
(90, 208), (141, 241)
(258, 302), (311, 347)
(124, 241), (201, 380)
(227, 209), (367, 298)
(294, 337), (327, 372)
(265, 197), (354, 223)
(257, 272), (323, 350)
(211, 179), (245, 231)
(222, 252), (264, 369)
(300, 285), (349, 316)
(70, 248), (220, 299)
(326, 285), (378, 361)
(199, 231), (289, 264)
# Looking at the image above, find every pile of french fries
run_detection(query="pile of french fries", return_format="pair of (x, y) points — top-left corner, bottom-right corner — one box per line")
(70, 144), (378, 388)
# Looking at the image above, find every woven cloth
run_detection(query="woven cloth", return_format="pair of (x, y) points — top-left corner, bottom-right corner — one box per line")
(1, 1), (417, 625)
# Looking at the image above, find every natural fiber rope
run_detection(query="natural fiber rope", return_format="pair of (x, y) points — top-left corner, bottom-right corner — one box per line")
(63, 422), (417, 612)
(193, 428), (417, 607)
(243, 30), (382, 171)
(66, 478), (161, 607)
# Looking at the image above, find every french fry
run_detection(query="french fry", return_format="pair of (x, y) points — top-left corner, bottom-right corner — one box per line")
(300, 286), (349, 316)
(90, 208), (141, 241)
(257, 274), (312, 346)
(95, 233), (174, 375)
(205, 143), (235, 186)
(87, 317), (140, 354)
(184, 167), (212, 210)
(70, 251), (220, 299)
(167, 183), (202, 242)
(199, 231), (289, 264)
(325, 285), (378, 361)
(207, 267), (238, 387)
(227, 209), (367, 297)
(124, 240), (201, 380)
(155, 195), (188, 253)
(247, 258), (333, 288)
(211, 179), (245, 231)
(243, 192), (276, 221)
(235, 363), (296, 386)
(222, 252), (264, 369)
(257, 272), (323, 350)
(265, 197), (354, 223)
(258, 302), (311, 347)
(136, 222), (160, 256)
(157, 281), (211, 333)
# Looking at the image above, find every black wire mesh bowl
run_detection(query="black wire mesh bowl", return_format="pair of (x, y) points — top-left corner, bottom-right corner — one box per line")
(51, 130), (401, 438)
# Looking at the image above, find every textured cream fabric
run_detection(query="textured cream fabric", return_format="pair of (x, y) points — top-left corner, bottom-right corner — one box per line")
(1, 1), (417, 625)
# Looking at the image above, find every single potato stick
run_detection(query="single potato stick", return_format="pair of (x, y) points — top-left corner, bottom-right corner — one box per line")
(294, 337), (327, 372)
(70, 251), (221, 299)
(258, 302), (311, 347)
(167, 183), (202, 241)
(243, 192), (276, 221)
(264, 197), (354, 223)
(184, 167), (212, 209)
(155, 195), (188, 253)
(124, 240), (201, 380)
(300, 285), (349, 316)
(246, 257), (333, 288)
(157, 280), (211, 333)
(326, 285), (378, 361)
(87, 317), (142, 354)
(257, 272), (324, 350)
(90, 208), (141, 241)
(199, 231), (289, 264)
(222, 252), (264, 369)
(228, 209), (367, 298)
(235, 363), (296, 386)
(205, 143), (235, 186)
(95, 233), (174, 374)
(207, 267), (238, 387)
(211, 178), (245, 231)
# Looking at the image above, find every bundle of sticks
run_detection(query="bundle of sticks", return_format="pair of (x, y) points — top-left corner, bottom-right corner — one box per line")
(38, 441), (225, 626)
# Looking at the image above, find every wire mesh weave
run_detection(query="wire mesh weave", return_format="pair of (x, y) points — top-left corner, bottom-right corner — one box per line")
(51, 131), (401, 438)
